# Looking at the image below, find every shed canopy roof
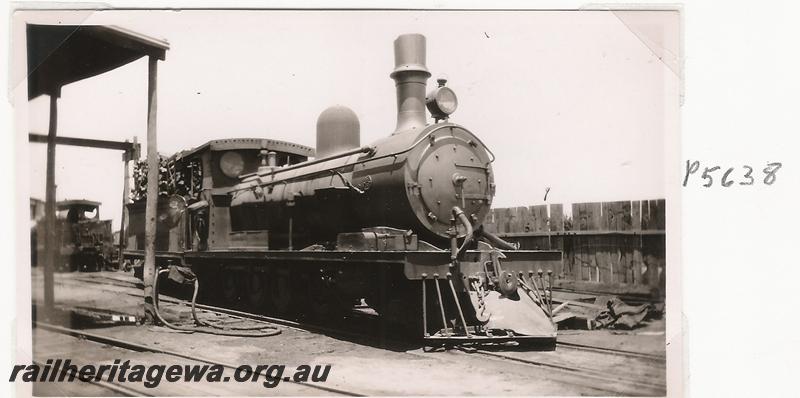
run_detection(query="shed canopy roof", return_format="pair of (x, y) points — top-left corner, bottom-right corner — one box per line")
(27, 24), (169, 99)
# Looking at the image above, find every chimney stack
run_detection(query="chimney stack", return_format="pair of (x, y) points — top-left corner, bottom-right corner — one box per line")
(390, 34), (431, 134)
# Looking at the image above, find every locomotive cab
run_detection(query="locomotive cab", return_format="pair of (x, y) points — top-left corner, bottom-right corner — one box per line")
(58, 200), (100, 223)
(123, 138), (315, 256)
(35, 199), (114, 272)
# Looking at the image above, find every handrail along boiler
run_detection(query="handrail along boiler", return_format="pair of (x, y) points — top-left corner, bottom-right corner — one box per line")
(123, 34), (561, 346)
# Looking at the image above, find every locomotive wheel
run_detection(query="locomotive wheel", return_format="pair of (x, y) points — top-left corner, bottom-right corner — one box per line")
(376, 284), (425, 338)
(246, 271), (268, 310)
(306, 272), (350, 321)
(78, 254), (92, 272)
(221, 270), (241, 305)
(365, 297), (382, 314)
(94, 254), (105, 272)
(269, 268), (293, 316)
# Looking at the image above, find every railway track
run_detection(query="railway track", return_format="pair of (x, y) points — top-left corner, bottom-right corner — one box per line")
(34, 322), (365, 396)
(46, 272), (666, 396)
(465, 349), (666, 396)
(58, 274), (398, 346)
(31, 357), (154, 397)
(65, 273), (667, 356)
(556, 340), (666, 362)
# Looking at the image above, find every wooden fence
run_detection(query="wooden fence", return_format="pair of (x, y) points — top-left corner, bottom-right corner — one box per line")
(483, 200), (666, 300)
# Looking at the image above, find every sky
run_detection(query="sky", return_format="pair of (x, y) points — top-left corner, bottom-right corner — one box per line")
(18, 10), (680, 229)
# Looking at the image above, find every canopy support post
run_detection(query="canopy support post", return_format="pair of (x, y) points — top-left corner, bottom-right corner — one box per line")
(143, 56), (159, 323)
(42, 90), (59, 317)
(118, 137), (135, 267)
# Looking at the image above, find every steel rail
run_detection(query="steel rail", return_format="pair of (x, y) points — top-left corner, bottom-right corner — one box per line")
(61, 275), (665, 362)
(52, 275), (667, 395)
(58, 275), (381, 340)
(62, 275), (548, 349)
(63, 275), (666, 361)
(469, 349), (666, 395)
(34, 322), (364, 397)
(31, 358), (152, 397)
(151, 294), (665, 397)
(555, 341), (666, 362)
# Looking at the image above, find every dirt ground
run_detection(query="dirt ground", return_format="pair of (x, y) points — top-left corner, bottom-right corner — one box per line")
(23, 268), (667, 396)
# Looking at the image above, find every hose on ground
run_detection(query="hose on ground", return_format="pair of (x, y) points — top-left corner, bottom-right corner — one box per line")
(152, 268), (281, 337)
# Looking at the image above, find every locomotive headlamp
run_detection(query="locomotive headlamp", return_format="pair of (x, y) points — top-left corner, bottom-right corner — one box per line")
(219, 151), (245, 178)
(426, 78), (458, 121)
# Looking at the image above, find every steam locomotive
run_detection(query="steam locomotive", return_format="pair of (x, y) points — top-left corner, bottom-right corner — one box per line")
(34, 200), (116, 272)
(123, 34), (561, 346)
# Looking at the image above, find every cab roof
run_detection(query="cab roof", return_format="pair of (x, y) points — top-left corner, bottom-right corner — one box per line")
(173, 138), (315, 161)
(56, 199), (101, 210)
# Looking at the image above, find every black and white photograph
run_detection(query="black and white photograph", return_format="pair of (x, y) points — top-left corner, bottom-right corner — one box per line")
(9, 5), (685, 397)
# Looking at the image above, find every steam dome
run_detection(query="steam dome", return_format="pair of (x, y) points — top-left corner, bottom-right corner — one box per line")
(315, 105), (360, 158)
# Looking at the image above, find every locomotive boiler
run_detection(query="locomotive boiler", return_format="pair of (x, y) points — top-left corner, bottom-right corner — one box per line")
(229, 34), (493, 248)
(124, 34), (562, 347)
